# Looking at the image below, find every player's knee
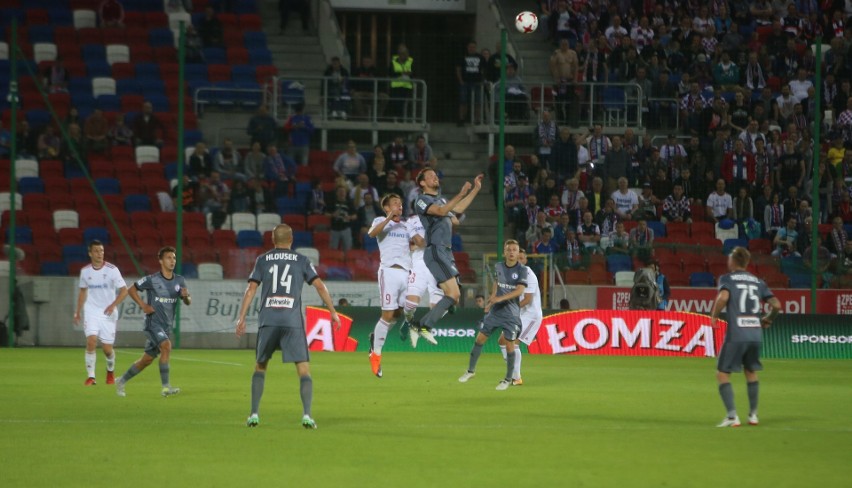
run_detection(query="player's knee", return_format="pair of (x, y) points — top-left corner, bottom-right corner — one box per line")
(160, 341), (172, 353)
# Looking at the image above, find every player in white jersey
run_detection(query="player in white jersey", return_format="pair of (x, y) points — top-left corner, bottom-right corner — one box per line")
(499, 248), (543, 385)
(73, 240), (129, 386)
(399, 214), (446, 343)
(367, 194), (417, 377)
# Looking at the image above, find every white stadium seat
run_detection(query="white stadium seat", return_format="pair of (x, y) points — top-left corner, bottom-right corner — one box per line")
(53, 209), (79, 231)
(197, 263), (224, 280)
(297, 247), (320, 267)
(231, 212), (257, 233)
(73, 9), (97, 29)
(256, 213), (281, 233)
(91, 77), (116, 97)
(614, 271), (636, 287)
(0, 193), (22, 214)
(15, 159), (39, 179)
(135, 145), (160, 165)
(33, 43), (57, 63)
(105, 44), (130, 65)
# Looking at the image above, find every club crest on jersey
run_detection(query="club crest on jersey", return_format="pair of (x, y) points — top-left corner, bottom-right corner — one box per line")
(174, 284), (181, 292)
(512, 273), (518, 280)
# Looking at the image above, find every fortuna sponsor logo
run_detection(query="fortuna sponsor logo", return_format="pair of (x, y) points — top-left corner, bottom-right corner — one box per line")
(266, 252), (298, 261)
(265, 296), (295, 308)
(155, 297), (178, 304)
(498, 282), (517, 290)
(791, 335), (852, 344)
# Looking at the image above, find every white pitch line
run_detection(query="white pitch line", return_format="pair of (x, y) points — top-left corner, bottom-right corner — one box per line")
(116, 350), (243, 367)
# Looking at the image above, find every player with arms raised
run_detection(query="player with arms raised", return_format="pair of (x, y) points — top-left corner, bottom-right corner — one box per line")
(115, 246), (190, 397)
(73, 240), (129, 386)
(236, 224), (340, 429)
(499, 248), (543, 385)
(410, 169), (483, 341)
(367, 194), (415, 377)
(710, 247), (781, 427)
(459, 240), (527, 390)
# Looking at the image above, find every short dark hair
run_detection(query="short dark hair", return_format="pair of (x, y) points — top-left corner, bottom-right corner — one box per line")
(87, 240), (104, 250)
(380, 193), (401, 208)
(416, 168), (435, 186)
(158, 246), (176, 259)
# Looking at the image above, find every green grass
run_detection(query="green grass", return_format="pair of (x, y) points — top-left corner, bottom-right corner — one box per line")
(1, 349), (850, 488)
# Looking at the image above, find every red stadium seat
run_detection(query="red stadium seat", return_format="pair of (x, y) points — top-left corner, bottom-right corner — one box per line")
(207, 64), (231, 82)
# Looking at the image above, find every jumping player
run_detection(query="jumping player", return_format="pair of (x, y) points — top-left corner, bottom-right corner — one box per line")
(235, 224), (340, 429)
(498, 248), (543, 386)
(115, 246), (190, 398)
(367, 194), (414, 377)
(459, 240), (527, 390)
(410, 169), (483, 341)
(710, 247), (781, 427)
(73, 240), (129, 386)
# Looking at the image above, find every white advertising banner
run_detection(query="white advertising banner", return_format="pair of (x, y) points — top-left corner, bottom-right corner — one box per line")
(329, 0), (466, 12)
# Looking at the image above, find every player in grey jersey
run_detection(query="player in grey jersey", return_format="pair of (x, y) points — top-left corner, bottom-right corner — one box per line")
(236, 224), (340, 429)
(115, 247), (191, 398)
(459, 240), (527, 390)
(710, 247), (781, 427)
(410, 168), (484, 343)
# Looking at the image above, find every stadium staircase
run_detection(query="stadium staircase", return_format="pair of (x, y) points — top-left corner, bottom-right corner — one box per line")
(494, 0), (553, 82)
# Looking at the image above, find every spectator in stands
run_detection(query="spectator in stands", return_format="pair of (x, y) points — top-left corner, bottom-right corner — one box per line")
(16, 120), (37, 158)
(215, 138), (244, 181)
(552, 212), (571, 251)
(550, 39), (579, 125)
(550, 127), (579, 181)
(504, 159), (524, 195)
(37, 125), (60, 159)
(357, 192), (382, 235)
(533, 109), (558, 170)
(333, 140), (367, 181)
(200, 171), (230, 225)
(536, 174), (560, 207)
(651, 167), (673, 205)
(586, 176), (605, 215)
(828, 216), (852, 262)
(306, 179), (326, 215)
(776, 139), (806, 191)
(662, 183), (692, 224)
(532, 227), (558, 255)
(324, 57), (351, 119)
(629, 218), (654, 260)
(199, 6), (224, 47)
(512, 194), (538, 248)
(409, 136), (433, 169)
(560, 177), (584, 211)
(713, 51), (740, 89)
(496, 62), (529, 122)
(108, 114), (133, 147)
(567, 196), (590, 230)
(350, 173), (379, 209)
(60, 123), (86, 170)
(172, 175), (200, 212)
(99, 0), (125, 28)
(525, 210), (551, 247)
(183, 24), (205, 63)
(83, 109), (109, 155)
(707, 179), (734, 222)
(722, 139), (756, 191)
(386, 136), (411, 170)
(351, 57), (388, 119)
(484, 41), (518, 83)
(247, 106), (278, 151)
(228, 179), (252, 214)
(456, 40), (485, 126)
(189, 142), (214, 178)
(738, 119), (766, 154)
(279, 0), (311, 33)
(243, 141), (266, 180)
(637, 183), (659, 221)
(603, 136), (631, 194)
(63, 107), (81, 130)
(577, 211), (602, 253)
(543, 194), (566, 223)
(733, 185), (754, 224)
(0, 121), (9, 158)
(836, 191), (852, 224)
(328, 186), (356, 251)
(506, 173), (532, 226)
(611, 177), (639, 221)
(763, 190), (785, 239)
(264, 145), (296, 198)
(283, 104), (314, 166)
(608, 221), (631, 255)
(389, 44), (415, 120)
(367, 153), (387, 190)
(772, 216), (801, 257)
(43, 57), (69, 94)
(595, 197), (619, 236)
(132, 102), (164, 147)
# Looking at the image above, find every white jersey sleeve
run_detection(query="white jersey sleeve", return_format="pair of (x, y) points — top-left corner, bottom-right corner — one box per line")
(407, 216), (426, 262)
(521, 265), (543, 320)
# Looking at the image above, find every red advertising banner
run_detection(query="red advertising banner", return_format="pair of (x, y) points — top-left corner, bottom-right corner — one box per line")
(527, 310), (727, 357)
(305, 307), (359, 352)
(596, 287), (852, 315)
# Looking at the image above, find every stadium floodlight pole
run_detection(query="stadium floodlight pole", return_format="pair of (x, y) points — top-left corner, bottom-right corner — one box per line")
(496, 29), (507, 261)
(7, 18), (19, 348)
(811, 39), (823, 314)
(175, 21), (187, 349)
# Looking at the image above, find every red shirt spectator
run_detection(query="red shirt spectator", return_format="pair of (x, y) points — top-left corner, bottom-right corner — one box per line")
(722, 140), (756, 186)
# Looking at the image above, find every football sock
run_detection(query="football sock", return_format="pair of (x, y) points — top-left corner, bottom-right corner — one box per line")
(85, 351), (96, 378)
(251, 371), (265, 415)
(499, 345), (507, 361)
(468, 343), (483, 373)
(121, 363), (141, 383)
(404, 300), (418, 321)
(747, 381), (759, 415)
(372, 319), (390, 355)
(513, 348), (522, 380)
(718, 383), (736, 418)
(300, 375), (313, 416)
(105, 352), (116, 372)
(159, 363), (170, 387)
(422, 296), (455, 328)
(505, 351), (516, 382)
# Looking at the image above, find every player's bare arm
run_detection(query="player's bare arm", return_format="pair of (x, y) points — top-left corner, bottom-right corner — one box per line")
(235, 281), (259, 338)
(312, 278), (341, 330)
(410, 234), (426, 249)
(492, 284), (526, 305)
(426, 181), (472, 217)
(452, 174), (484, 214)
(73, 288), (88, 325)
(127, 283), (155, 315)
(367, 206), (401, 238)
(180, 286), (191, 306)
(761, 296), (782, 327)
(484, 282), (498, 313)
(104, 286), (129, 316)
(709, 289), (730, 329)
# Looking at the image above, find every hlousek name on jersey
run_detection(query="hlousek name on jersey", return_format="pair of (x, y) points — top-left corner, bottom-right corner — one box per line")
(265, 252), (299, 261)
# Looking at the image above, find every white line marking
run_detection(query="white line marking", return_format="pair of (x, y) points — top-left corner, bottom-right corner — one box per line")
(116, 350), (243, 367)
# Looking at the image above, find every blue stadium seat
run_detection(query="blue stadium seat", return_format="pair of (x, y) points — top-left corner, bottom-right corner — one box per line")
(184, 64), (209, 83)
(243, 31), (267, 50)
(647, 220), (666, 237)
(48, 9), (73, 25)
(25, 109), (51, 128)
(96, 94), (121, 112)
(203, 48), (227, 64)
(231, 65), (256, 83)
(689, 272), (716, 287)
(235, 81), (262, 107)
(116, 79), (140, 96)
(82, 45), (106, 62)
(70, 77), (92, 96)
(292, 231), (313, 248)
(324, 266), (353, 281)
(276, 197), (304, 215)
(83, 227), (110, 245)
(452, 234), (463, 252)
(236, 230), (263, 248)
(149, 29), (174, 47)
(134, 63), (161, 82)
(233, 0), (259, 14)
(248, 49), (272, 65)
(29, 25), (54, 43)
(281, 80), (305, 108)
(294, 182), (311, 201)
(181, 262), (198, 279)
(124, 194), (152, 213)
(722, 238), (749, 255)
(62, 244), (89, 264)
(17, 177), (45, 195)
(606, 254), (633, 273)
(139, 79), (166, 97)
(95, 177), (121, 195)
(7, 226), (32, 245)
(789, 274), (812, 289)
(147, 94), (170, 112)
(362, 234), (378, 252)
(40, 261), (68, 276)
(164, 163), (178, 179)
(86, 61), (112, 78)
(183, 130), (203, 147)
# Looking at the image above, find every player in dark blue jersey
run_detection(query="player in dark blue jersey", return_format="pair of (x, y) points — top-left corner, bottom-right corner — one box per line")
(236, 224), (340, 429)
(710, 247), (781, 427)
(115, 247), (191, 398)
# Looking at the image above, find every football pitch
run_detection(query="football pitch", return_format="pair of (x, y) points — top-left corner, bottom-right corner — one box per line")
(1, 349), (850, 488)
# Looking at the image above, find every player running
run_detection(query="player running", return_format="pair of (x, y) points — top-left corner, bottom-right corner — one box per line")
(73, 240), (129, 386)
(367, 194), (415, 377)
(114, 246), (190, 398)
(709, 247), (781, 427)
(498, 248), (543, 386)
(459, 240), (527, 390)
(410, 169), (483, 342)
(235, 224), (340, 429)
